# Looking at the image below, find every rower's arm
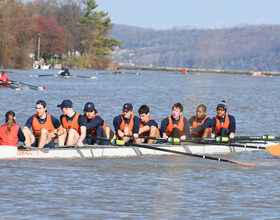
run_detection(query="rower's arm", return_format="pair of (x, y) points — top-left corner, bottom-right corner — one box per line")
(76, 126), (86, 147)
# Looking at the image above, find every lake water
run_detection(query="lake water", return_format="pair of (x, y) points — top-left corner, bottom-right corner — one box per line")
(0, 69), (280, 219)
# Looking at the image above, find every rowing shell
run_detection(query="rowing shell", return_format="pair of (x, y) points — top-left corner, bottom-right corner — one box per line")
(0, 142), (275, 159)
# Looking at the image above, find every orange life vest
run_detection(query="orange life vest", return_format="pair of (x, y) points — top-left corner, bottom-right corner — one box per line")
(119, 115), (135, 132)
(0, 122), (20, 147)
(140, 118), (159, 136)
(62, 113), (81, 134)
(86, 114), (106, 137)
(0, 74), (10, 83)
(192, 116), (212, 137)
(214, 114), (230, 135)
(166, 116), (185, 136)
(32, 114), (55, 140)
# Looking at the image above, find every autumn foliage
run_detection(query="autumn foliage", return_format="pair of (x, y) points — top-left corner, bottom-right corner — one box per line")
(0, 0), (120, 69)
(34, 16), (71, 58)
(0, 0), (35, 68)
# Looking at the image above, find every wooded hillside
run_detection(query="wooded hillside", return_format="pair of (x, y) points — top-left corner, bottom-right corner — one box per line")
(110, 24), (280, 71)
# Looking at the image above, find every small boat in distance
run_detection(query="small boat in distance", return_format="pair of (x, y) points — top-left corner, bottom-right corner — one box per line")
(33, 60), (52, 70)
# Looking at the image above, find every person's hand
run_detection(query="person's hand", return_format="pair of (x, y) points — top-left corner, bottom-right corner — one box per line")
(76, 141), (84, 148)
(133, 133), (139, 139)
(211, 133), (215, 138)
(189, 126), (194, 134)
(229, 132), (235, 139)
(118, 130), (124, 138)
(180, 135), (186, 141)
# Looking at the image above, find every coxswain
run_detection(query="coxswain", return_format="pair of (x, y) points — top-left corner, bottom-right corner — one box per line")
(57, 99), (86, 147)
(138, 105), (160, 143)
(83, 102), (114, 145)
(0, 111), (25, 147)
(22, 100), (64, 148)
(161, 103), (190, 141)
(0, 71), (11, 83)
(113, 103), (141, 143)
(189, 104), (212, 138)
(211, 101), (236, 138)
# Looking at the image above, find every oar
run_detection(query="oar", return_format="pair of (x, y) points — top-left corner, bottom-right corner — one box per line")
(10, 80), (46, 90)
(233, 135), (280, 141)
(266, 144), (280, 156)
(125, 135), (279, 155)
(29, 74), (55, 77)
(30, 73), (97, 79)
(130, 142), (255, 166)
(94, 136), (255, 166)
(0, 82), (24, 90)
(144, 135), (279, 143)
(71, 75), (97, 79)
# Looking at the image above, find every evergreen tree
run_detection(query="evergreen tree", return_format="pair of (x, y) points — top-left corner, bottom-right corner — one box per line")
(78, 0), (120, 60)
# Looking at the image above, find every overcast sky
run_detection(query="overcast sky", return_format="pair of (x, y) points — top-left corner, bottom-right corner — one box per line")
(95, 0), (280, 29)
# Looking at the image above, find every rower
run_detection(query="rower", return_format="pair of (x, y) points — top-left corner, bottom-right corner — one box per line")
(58, 67), (70, 76)
(22, 100), (64, 148)
(0, 71), (11, 83)
(83, 102), (114, 145)
(113, 103), (141, 143)
(211, 101), (236, 138)
(0, 111), (25, 147)
(189, 104), (212, 138)
(138, 105), (160, 144)
(160, 103), (190, 141)
(57, 99), (86, 147)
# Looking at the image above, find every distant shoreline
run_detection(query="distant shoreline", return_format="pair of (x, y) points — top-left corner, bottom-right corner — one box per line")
(119, 65), (280, 76)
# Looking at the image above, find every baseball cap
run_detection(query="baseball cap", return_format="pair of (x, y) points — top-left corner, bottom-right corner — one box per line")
(36, 100), (46, 107)
(123, 103), (133, 111)
(84, 102), (95, 112)
(57, 99), (73, 108)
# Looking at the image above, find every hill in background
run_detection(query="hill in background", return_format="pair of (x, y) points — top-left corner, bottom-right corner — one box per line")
(110, 24), (280, 71)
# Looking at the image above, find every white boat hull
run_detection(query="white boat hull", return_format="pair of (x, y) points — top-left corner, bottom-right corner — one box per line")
(0, 142), (273, 159)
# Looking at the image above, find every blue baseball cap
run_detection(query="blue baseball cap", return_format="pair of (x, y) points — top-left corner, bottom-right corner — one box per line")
(123, 103), (133, 111)
(84, 102), (95, 112)
(57, 99), (73, 108)
(36, 100), (46, 107)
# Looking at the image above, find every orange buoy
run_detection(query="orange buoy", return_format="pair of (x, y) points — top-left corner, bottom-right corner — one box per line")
(181, 69), (188, 74)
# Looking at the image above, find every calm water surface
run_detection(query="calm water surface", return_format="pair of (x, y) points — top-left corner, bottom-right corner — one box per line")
(0, 69), (280, 219)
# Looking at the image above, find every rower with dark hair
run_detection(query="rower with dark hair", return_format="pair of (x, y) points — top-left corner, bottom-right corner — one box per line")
(189, 104), (212, 138)
(160, 103), (190, 141)
(83, 102), (114, 145)
(0, 111), (25, 147)
(58, 67), (70, 76)
(22, 100), (64, 148)
(211, 101), (236, 138)
(138, 104), (160, 143)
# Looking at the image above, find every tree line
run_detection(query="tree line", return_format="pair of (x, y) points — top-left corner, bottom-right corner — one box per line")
(111, 24), (280, 72)
(0, 0), (120, 69)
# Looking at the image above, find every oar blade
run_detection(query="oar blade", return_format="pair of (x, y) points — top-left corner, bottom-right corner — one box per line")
(230, 160), (256, 166)
(266, 144), (280, 156)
